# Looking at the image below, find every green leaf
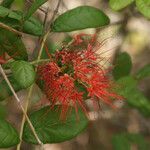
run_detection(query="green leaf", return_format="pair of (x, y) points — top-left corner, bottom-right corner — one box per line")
(0, 6), (21, 20)
(52, 6), (110, 32)
(109, 0), (134, 11)
(24, 0), (48, 20)
(112, 133), (150, 150)
(0, 28), (28, 60)
(13, 0), (24, 9)
(136, 0), (150, 19)
(135, 64), (150, 80)
(0, 5), (9, 17)
(116, 76), (137, 90)
(0, 6), (44, 36)
(0, 17), (20, 29)
(115, 76), (137, 99)
(0, 47), (5, 55)
(112, 133), (130, 150)
(1, 0), (15, 8)
(23, 16), (43, 36)
(10, 61), (36, 88)
(11, 10), (44, 36)
(0, 119), (20, 148)
(113, 52), (132, 80)
(0, 16), (43, 36)
(0, 104), (7, 119)
(116, 76), (150, 116)
(127, 88), (150, 116)
(23, 106), (88, 144)
(0, 76), (22, 101)
(62, 35), (73, 44)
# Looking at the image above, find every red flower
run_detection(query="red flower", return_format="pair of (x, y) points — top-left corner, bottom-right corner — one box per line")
(38, 63), (86, 120)
(0, 52), (19, 64)
(38, 34), (122, 119)
(71, 40), (121, 107)
(0, 56), (6, 64)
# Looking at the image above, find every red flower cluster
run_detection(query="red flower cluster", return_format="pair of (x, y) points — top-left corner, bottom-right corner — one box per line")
(0, 52), (18, 64)
(38, 62), (86, 119)
(38, 34), (122, 119)
(0, 55), (6, 64)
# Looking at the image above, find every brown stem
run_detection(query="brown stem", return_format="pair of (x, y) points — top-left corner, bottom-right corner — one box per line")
(0, 22), (22, 36)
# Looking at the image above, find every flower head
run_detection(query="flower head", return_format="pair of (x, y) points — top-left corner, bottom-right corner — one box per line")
(38, 34), (122, 119)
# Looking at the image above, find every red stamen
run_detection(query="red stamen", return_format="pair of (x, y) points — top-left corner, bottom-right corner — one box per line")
(37, 34), (123, 119)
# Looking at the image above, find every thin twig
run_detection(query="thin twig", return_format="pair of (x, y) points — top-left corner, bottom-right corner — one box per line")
(16, 85), (34, 150)
(26, 0), (48, 14)
(45, 0), (62, 30)
(26, 0), (61, 15)
(0, 22), (22, 36)
(31, 6), (49, 60)
(37, 0), (62, 62)
(30, 59), (50, 65)
(37, 31), (50, 61)
(0, 65), (43, 146)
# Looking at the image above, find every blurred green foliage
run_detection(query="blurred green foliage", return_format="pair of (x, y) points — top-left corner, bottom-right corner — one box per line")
(113, 52), (150, 116)
(112, 133), (150, 150)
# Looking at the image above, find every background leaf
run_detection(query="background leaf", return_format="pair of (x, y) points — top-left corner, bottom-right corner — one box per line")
(0, 119), (20, 148)
(23, 106), (88, 144)
(0, 5), (10, 17)
(52, 6), (110, 32)
(136, 0), (150, 19)
(109, 0), (134, 11)
(13, 0), (24, 10)
(112, 133), (130, 150)
(113, 52), (132, 80)
(116, 76), (150, 116)
(10, 61), (36, 88)
(0, 28), (28, 60)
(24, 0), (48, 20)
(135, 64), (150, 80)
(1, 0), (15, 8)
(0, 104), (7, 119)
(0, 76), (22, 101)
(112, 133), (150, 150)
